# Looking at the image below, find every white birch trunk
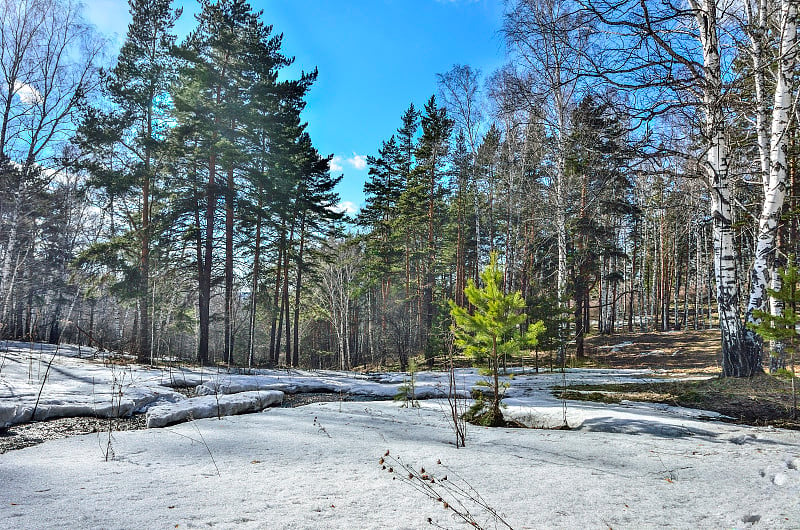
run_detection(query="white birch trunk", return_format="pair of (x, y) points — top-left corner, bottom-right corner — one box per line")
(690, 0), (761, 376)
(746, 0), (797, 318)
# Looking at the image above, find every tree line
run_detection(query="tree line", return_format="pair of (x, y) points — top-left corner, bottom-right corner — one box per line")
(305, 0), (799, 376)
(0, 0), (342, 367)
(0, 0), (797, 377)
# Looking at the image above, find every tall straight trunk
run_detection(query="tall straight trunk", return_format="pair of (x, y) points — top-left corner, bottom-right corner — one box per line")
(282, 221), (294, 367)
(248, 193), (263, 368)
(292, 212), (307, 367)
(574, 289), (584, 358)
(224, 165), (235, 366)
(195, 147), (211, 365)
(274, 251), (285, 364)
(598, 258), (605, 333)
(488, 171), (495, 255)
(455, 181), (466, 307)
(0, 187), (22, 328)
(695, 0), (761, 374)
(628, 227), (638, 331)
(611, 256), (618, 334)
(199, 153), (216, 366)
(269, 222), (285, 364)
(683, 235), (691, 329)
(694, 228), (701, 330)
(659, 205), (668, 331)
(423, 164), (437, 351)
(474, 183), (481, 285)
(138, 98), (153, 364)
(746, 0), (798, 330)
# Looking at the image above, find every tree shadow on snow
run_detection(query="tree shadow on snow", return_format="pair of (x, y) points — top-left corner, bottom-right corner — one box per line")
(577, 416), (721, 439)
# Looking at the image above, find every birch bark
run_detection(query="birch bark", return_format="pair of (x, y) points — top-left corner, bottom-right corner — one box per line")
(745, 0), (798, 335)
(689, 0), (762, 376)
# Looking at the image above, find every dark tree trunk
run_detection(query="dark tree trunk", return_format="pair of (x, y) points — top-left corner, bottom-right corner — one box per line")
(292, 212), (307, 367)
(197, 154), (215, 366)
(247, 194), (263, 367)
(269, 223), (285, 365)
(224, 165), (234, 366)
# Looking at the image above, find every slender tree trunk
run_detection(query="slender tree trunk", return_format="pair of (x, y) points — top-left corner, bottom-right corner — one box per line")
(224, 165), (235, 366)
(282, 218), (296, 366)
(137, 97), (153, 364)
(746, 0), (797, 335)
(269, 223), (285, 364)
(292, 212), (307, 367)
(248, 193), (263, 368)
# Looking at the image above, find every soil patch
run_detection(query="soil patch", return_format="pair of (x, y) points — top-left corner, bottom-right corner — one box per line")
(583, 329), (721, 373)
(0, 415), (146, 454)
(559, 374), (800, 429)
(281, 392), (383, 407)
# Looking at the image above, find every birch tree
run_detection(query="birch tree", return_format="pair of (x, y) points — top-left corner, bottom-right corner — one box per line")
(578, 0), (768, 375)
(0, 0), (101, 334)
(316, 240), (361, 370)
(742, 0), (798, 371)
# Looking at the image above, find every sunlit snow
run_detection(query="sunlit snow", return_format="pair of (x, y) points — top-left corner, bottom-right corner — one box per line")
(1, 341), (798, 528)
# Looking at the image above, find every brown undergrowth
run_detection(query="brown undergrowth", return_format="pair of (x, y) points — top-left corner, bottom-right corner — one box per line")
(559, 374), (799, 429)
(562, 329), (800, 429)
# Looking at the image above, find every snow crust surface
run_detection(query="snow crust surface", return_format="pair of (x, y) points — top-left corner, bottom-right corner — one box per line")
(145, 390), (283, 428)
(1, 341), (799, 528)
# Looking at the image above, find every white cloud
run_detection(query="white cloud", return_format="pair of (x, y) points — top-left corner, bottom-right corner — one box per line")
(330, 201), (359, 215)
(347, 153), (368, 171)
(331, 153), (368, 172)
(14, 81), (42, 105)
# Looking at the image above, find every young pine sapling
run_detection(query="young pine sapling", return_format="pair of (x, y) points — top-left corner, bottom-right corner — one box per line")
(449, 253), (545, 426)
(748, 261), (799, 418)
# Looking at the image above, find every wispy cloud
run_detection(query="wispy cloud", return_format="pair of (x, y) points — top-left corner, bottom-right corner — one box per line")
(347, 153), (367, 170)
(330, 201), (359, 215)
(331, 153), (368, 172)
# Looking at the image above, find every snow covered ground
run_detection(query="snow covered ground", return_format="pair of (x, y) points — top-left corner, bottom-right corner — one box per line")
(1, 341), (799, 528)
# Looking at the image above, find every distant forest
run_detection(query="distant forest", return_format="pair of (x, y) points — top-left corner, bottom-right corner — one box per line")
(0, 0), (797, 378)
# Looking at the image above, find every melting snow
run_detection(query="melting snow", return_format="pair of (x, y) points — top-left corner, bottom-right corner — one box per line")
(1, 341), (799, 528)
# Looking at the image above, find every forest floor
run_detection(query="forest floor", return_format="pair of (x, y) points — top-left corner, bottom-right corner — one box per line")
(2, 339), (799, 528)
(0, 392), (379, 454)
(583, 328), (721, 372)
(573, 329), (800, 429)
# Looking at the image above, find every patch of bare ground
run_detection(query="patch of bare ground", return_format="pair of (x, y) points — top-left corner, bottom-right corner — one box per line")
(0, 415), (146, 454)
(564, 328), (799, 429)
(583, 328), (722, 374)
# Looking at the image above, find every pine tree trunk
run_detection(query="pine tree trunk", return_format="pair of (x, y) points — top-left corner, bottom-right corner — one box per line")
(224, 165), (235, 366)
(196, 153), (211, 366)
(292, 213), (307, 367)
(248, 193), (262, 368)
(282, 218), (296, 366)
(269, 224), (285, 365)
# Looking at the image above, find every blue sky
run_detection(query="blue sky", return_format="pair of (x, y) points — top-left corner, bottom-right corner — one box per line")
(85, 0), (507, 212)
